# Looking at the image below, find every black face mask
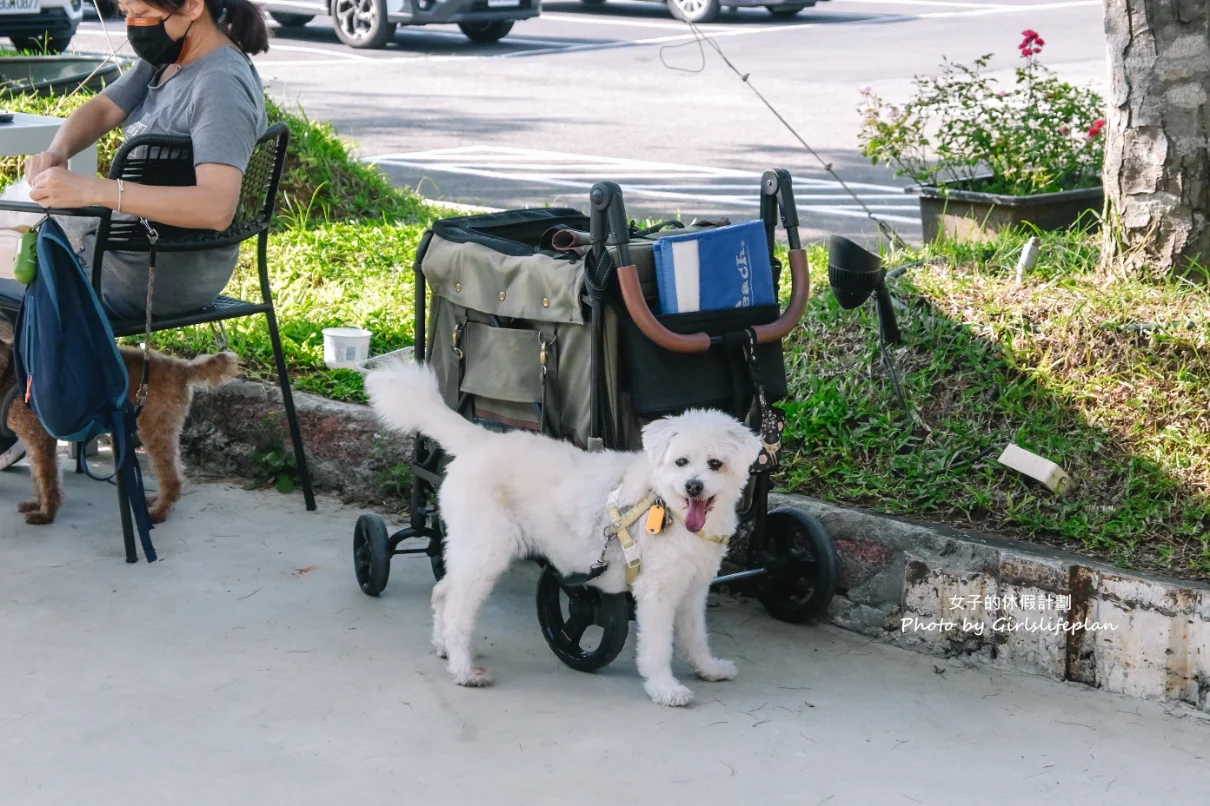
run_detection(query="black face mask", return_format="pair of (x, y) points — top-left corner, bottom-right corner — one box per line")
(127, 19), (192, 66)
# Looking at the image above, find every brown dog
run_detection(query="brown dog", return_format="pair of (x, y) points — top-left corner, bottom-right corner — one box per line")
(1, 325), (239, 525)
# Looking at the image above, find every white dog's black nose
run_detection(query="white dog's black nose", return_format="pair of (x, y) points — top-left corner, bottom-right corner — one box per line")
(685, 479), (704, 498)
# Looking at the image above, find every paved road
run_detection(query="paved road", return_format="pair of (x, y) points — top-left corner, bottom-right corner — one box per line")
(2, 466), (1209, 804)
(71, 0), (1109, 242)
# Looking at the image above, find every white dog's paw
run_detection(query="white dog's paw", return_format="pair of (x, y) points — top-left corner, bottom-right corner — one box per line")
(451, 666), (493, 687)
(645, 679), (695, 707)
(695, 658), (738, 682)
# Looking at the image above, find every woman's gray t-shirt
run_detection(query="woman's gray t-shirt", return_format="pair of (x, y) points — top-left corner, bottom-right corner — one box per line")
(69, 47), (268, 319)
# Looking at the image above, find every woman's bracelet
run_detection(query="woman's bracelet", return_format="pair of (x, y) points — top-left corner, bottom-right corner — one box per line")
(116, 178), (124, 214)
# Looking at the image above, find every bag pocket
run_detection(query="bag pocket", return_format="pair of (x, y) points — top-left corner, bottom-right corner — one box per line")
(622, 303), (787, 418)
(459, 321), (544, 404)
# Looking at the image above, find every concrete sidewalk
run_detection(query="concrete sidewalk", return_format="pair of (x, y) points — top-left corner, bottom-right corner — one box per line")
(1, 466), (1207, 805)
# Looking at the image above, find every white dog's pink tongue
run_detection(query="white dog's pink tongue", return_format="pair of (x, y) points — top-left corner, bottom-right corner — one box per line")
(685, 498), (707, 533)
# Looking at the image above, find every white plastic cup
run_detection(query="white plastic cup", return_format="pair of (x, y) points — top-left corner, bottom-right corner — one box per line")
(323, 327), (372, 370)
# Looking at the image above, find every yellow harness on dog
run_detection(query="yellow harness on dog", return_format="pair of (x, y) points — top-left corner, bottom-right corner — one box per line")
(604, 492), (730, 588)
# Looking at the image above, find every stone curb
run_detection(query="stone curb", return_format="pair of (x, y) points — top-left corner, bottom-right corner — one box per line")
(184, 380), (1210, 713)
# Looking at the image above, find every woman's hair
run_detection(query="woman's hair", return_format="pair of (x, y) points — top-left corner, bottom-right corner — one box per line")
(144, 0), (270, 55)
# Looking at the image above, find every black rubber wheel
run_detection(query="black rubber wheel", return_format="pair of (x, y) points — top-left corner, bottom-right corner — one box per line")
(271, 11), (315, 26)
(536, 566), (630, 672)
(0, 381), (17, 441)
(765, 4), (808, 18)
(332, 0), (396, 49)
(580, 0), (608, 4)
(458, 21), (514, 43)
(353, 513), (391, 596)
(11, 36), (71, 54)
(757, 508), (838, 623)
(428, 518), (446, 581)
(0, 381), (25, 472)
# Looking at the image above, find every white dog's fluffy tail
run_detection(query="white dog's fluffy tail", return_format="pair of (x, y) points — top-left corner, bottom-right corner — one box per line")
(366, 360), (479, 455)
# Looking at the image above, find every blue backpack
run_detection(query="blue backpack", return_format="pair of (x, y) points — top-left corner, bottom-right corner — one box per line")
(13, 217), (156, 562)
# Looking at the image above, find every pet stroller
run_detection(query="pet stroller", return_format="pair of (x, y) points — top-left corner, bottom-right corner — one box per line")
(352, 170), (839, 671)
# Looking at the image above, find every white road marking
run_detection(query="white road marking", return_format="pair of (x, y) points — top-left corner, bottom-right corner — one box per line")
(825, 0), (1013, 7)
(366, 145), (919, 224)
(539, 12), (745, 31)
(918, 0), (1100, 15)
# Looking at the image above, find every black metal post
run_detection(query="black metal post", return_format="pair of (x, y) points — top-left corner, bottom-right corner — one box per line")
(258, 232), (316, 511)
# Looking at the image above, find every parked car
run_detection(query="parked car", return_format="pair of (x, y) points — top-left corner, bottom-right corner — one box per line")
(256, 0), (538, 48)
(0, 0), (83, 53)
(583, 0), (818, 24)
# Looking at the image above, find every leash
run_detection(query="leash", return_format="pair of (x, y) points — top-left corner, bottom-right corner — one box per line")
(134, 218), (158, 416)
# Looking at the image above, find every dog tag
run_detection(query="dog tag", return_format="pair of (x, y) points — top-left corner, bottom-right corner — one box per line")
(646, 504), (666, 535)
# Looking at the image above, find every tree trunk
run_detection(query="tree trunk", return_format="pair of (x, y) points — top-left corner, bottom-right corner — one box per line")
(1102, 0), (1210, 275)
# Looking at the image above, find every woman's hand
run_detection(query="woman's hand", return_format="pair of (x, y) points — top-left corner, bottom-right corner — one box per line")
(24, 150), (67, 182)
(28, 167), (108, 210)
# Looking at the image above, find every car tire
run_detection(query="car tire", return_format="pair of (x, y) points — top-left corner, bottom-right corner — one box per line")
(667, 0), (720, 23)
(458, 21), (514, 43)
(11, 35), (72, 54)
(765, 4), (808, 17)
(271, 12), (316, 26)
(332, 0), (396, 49)
(580, 0), (608, 5)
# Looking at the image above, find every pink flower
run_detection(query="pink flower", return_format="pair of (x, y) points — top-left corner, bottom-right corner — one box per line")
(884, 106), (900, 121)
(859, 85), (872, 95)
(1059, 125), (1070, 135)
(1087, 118), (1106, 138)
(1019, 29), (1045, 57)
(997, 90), (1008, 97)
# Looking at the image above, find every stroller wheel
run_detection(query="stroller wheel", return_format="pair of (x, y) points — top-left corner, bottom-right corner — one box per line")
(429, 535), (446, 582)
(353, 513), (391, 596)
(536, 566), (629, 672)
(757, 508), (838, 623)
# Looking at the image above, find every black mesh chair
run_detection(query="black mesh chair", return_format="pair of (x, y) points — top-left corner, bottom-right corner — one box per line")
(0, 121), (316, 561)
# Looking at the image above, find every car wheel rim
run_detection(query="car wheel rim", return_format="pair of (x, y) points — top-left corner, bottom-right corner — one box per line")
(335, 0), (375, 39)
(675, 0), (705, 14)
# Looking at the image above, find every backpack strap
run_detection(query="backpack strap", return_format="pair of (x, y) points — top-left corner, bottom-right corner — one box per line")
(114, 402), (156, 561)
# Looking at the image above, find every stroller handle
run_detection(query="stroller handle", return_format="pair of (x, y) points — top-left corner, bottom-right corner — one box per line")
(617, 247), (810, 354)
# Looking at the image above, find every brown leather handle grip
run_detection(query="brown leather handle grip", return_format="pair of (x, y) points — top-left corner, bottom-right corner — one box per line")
(617, 264), (712, 353)
(753, 247), (809, 344)
(616, 247), (810, 354)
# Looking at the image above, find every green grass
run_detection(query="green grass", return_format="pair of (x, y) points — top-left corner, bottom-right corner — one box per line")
(781, 227), (1210, 579)
(151, 219), (426, 400)
(4, 88), (1207, 580)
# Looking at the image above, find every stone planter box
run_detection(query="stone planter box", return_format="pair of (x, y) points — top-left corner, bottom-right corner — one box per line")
(908, 181), (1103, 242)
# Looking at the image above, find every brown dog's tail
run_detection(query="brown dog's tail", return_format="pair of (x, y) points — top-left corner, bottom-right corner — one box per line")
(185, 352), (241, 389)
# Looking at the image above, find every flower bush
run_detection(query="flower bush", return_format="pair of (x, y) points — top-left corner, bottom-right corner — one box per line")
(857, 31), (1106, 196)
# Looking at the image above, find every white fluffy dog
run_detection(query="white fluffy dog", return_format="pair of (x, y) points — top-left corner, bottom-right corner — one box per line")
(367, 361), (763, 706)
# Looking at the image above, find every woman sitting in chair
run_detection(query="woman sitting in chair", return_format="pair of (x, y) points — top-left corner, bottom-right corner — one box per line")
(0, 0), (268, 471)
(0, 0), (270, 322)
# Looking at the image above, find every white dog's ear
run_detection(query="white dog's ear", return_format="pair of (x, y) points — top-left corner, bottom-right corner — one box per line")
(721, 420), (764, 469)
(641, 418), (678, 465)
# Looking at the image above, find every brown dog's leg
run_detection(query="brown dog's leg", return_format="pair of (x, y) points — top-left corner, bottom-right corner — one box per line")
(7, 398), (61, 525)
(127, 352), (186, 524)
(139, 412), (185, 524)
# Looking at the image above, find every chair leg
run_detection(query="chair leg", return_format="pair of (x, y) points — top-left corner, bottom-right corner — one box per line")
(117, 466), (138, 563)
(265, 307), (316, 511)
